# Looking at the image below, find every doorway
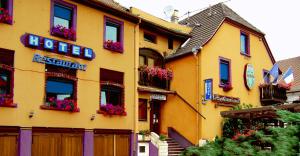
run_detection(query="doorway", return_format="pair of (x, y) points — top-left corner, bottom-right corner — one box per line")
(150, 100), (161, 134)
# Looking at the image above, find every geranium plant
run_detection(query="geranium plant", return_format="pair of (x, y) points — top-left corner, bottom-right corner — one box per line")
(104, 40), (123, 52)
(140, 66), (173, 81)
(0, 94), (13, 106)
(0, 8), (12, 24)
(100, 104), (127, 116)
(46, 97), (79, 112)
(51, 25), (76, 40)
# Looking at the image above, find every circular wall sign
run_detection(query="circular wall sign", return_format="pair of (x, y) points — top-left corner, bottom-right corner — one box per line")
(244, 64), (255, 90)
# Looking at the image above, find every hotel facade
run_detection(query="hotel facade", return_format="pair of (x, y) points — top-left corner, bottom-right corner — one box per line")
(0, 0), (276, 156)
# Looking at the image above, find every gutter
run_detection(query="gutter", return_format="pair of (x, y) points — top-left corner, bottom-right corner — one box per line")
(72, 0), (140, 24)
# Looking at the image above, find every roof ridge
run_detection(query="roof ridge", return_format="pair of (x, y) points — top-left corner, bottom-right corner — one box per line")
(278, 56), (300, 62)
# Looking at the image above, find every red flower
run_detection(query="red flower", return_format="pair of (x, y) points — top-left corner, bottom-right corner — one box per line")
(0, 8), (12, 23)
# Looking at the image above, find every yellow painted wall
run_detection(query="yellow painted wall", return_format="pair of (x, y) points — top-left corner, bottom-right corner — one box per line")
(139, 28), (183, 56)
(163, 56), (199, 144)
(0, 0), (138, 130)
(199, 21), (274, 140)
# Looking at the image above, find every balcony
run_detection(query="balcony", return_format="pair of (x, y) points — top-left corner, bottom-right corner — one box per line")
(138, 66), (172, 90)
(259, 84), (288, 106)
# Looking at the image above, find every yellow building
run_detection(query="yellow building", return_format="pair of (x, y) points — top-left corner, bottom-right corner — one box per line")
(162, 3), (275, 146)
(0, 0), (276, 155)
(0, 0), (140, 155)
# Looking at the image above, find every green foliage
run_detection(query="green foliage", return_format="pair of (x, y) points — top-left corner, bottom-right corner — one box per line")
(181, 110), (300, 156)
(222, 103), (253, 138)
(139, 129), (150, 136)
(159, 134), (167, 141)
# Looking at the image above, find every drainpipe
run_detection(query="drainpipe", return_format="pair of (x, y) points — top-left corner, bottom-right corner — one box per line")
(192, 46), (202, 144)
(133, 18), (141, 156)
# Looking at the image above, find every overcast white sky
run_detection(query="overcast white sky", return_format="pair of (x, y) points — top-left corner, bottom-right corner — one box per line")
(115, 0), (300, 61)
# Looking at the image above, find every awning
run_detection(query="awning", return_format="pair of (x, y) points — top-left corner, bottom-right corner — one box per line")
(221, 103), (300, 119)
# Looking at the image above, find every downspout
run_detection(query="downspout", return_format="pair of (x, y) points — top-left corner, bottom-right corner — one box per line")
(192, 47), (202, 144)
(133, 18), (141, 156)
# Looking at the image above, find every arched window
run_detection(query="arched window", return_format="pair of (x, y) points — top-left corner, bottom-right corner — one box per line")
(139, 48), (164, 67)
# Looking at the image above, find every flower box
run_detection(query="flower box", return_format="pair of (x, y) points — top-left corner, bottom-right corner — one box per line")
(0, 8), (12, 24)
(51, 25), (76, 41)
(221, 84), (232, 91)
(0, 94), (16, 107)
(139, 66), (173, 81)
(104, 40), (123, 52)
(42, 97), (79, 112)
(100, 104), (126, 116)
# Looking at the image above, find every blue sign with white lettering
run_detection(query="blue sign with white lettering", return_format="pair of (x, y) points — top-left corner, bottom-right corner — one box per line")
(204, 79), (213, 100)
(24, 33), (95, 60)
(84, 48), (93, 59)
(44, 38), (54, 50)
(32, 53), (87, 71)
(28, 34), (39, 47)
(58, 42), (68, 53)
(72, 45), (81, 56)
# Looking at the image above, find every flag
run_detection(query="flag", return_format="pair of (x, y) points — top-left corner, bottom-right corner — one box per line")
(269, 63), (279, 83)
(282, 67), (294, 84)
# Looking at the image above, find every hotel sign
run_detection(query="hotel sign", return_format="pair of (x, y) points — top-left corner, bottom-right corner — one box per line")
(212, 94), (240, 105)
(244, 64), (255, 90)
(32, 54), (87, 71)
(23, 34), (95, 60)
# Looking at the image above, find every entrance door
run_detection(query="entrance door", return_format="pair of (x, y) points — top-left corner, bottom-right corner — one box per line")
(150, 100), (160, 134)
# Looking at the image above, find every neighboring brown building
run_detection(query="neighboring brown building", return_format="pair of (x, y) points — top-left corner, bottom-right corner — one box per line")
(278, 56), (300, 103)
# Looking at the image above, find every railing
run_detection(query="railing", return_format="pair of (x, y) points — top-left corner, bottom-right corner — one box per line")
(260, 84), (287, 105)
(138, 67), (171, 90)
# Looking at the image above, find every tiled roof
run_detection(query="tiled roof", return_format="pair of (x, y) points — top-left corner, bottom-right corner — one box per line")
(278, 56), (300, 92)
(167, 3), (264, 59)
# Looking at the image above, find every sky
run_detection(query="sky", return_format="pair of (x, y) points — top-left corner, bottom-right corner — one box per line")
(114, 0), (300, 61)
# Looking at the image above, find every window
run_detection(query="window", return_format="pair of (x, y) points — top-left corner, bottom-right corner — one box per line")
(100, 68), (124, 107)
(144, 32), (156, 43)
(54, 4), (72, 28)
(168, 37), (173, 50)
(219, 57), (231, 88)
(104, 16), (124, 52)
(240, 32), (249, 55)
(50, 0), (77, 40)
(0, 49), (15, 107)
(139, 99), (147, 121)
(44, 65), (79, 112)
(139, 49), (164, 68)
(0, 0), (13, 24)
(263, 70), (270, 83)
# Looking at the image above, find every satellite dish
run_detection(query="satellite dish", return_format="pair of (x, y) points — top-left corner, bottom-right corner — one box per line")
(163, 5), (174, 20)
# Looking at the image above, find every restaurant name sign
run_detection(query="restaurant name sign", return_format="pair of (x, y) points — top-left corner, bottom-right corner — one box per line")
(23, 34), (95, 60)
(32, 54), (87, 71)
(150, 94), (167, 101)
(212, 94), (240, 105)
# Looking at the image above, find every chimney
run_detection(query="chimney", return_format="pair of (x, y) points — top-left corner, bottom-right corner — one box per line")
(171, 9), (179, 23)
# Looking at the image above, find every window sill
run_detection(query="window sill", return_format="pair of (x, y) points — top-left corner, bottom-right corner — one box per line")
(0, 103), (17, 108)
(240, 52), (251, 57)
(103, 41), (123, 53)
(97, 109), (127, 116)
(139, 119), (148, 122)
(40, 105), (80, 112)
(51, 27), (76, 41)
(219, 84), (233, 91)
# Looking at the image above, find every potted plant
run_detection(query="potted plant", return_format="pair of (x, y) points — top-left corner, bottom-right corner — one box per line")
(139, 130), (151, 140)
